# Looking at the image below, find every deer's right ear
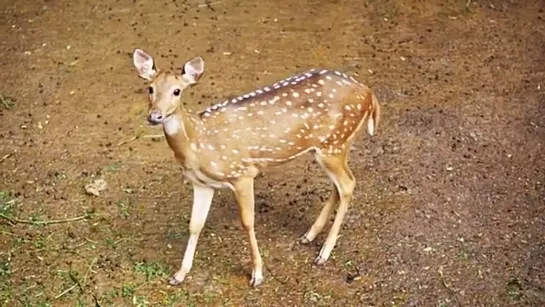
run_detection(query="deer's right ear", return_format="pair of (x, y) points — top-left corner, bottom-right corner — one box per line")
(133, 49), (157, 81)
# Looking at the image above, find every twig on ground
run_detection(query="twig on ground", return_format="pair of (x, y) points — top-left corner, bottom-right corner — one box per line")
(68, 241), (88, 249)
(198, 1), (222, 7)
(85, 237), (99, 244)
(117, 134), (140, 146)
(438, 266), (463, 306)
(1, 230), (18, 237)
(18, 284), (37, 296)
(264, 262), (288, 285)
(55, 284), (78, 299)
(83, 256), (98, 283)
(117, 132), (164, 146)
(438, 266), (453, 291)
(55, 256), (98, 299)
(0, 213), (89, 225)
(141, 134), (164, 138)
(0, 151), (15, 163)
(0, 95), (12, 109)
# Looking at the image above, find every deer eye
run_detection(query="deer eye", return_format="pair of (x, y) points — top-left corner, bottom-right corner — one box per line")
(148, 87), (154, 94)
(173, 89), (181, 96)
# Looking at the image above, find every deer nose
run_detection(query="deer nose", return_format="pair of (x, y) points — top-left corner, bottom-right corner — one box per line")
(147, 110), (164, 125)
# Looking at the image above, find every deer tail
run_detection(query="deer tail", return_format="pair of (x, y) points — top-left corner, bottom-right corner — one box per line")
(367, 93), (380, 136)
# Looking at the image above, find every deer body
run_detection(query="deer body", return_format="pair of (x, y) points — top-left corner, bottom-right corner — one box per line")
(132, 49), (380, 287)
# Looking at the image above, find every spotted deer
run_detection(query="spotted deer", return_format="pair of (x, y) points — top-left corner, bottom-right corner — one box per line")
(132, 48), (380, 287)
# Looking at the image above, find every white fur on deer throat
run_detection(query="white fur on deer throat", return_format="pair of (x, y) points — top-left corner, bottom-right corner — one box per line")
(163, 114), (185, 137)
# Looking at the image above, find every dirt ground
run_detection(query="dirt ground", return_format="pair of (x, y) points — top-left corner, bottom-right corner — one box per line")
(1, 0), (544, 306)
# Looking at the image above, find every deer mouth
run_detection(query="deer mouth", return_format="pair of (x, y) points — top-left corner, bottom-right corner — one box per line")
(146, 112), (175, 126)
(146, 119), (161, 126)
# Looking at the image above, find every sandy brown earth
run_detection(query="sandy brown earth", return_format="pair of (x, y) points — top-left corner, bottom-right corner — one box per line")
(1, 0), (544, 306)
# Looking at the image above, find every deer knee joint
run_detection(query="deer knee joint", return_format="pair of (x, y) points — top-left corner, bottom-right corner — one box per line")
(339, 180), (355, 201)
(240, 220), (254, 231)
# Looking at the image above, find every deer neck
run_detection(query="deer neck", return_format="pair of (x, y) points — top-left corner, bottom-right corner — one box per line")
(162, 107), (201, 166)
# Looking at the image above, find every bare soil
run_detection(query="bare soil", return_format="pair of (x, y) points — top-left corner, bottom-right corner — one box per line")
(1, 0), (544, 306)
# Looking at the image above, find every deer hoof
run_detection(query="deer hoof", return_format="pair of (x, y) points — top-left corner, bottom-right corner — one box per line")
(249, 269), (264, 287)
(168, 276), (183, 286)
(314, 256), (328, 266)
(298, 235), (312, 244)
(168, 271), (187, 286)
(249, 276), (263, 287)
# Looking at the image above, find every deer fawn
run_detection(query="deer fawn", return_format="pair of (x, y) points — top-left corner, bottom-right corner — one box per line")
(132, 48), (380, 287)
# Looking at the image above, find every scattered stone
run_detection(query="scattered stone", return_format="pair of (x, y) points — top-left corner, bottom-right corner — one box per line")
(84, 178), (107, 196)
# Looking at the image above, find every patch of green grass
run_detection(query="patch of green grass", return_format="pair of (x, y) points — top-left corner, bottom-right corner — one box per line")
(0, 289), (13, 306)
(117, 201), (130, 218)
(13, 237), (26, 247)
(133, 262), (169, 281)
(52, 171), (67, 180)
(132, 295), (149, 307)
(34, 239), (46, 249)
(56, 269), (79, 290)
(506, 278), (524, 301)
(122, 284), (136, 297)
(0, 256), (13, 304)
(104, 162), (121, 172)
(456, 250), (469, 261)
(105, 238), (116, 249)
(303, 290), (332, 305)
(437, 301), (449, 307)
(0, 191), (14, 216)
(123, 185), (134, 194)
(16, 284), (50, 306)
(161, 291), (186, 306)
(160, 290), (199, 307)
(166, 229), (184, 239)
(29, 213), (44, 222)
(204, 291), (217, 304)
(0, 258), (11, 277)
(105, 288), (119, 299)
(98, 288), (120, 305)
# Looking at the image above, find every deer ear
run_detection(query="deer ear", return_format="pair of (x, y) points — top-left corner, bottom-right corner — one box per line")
(182, 56), (204, 85)
(133, 49), (156, 81)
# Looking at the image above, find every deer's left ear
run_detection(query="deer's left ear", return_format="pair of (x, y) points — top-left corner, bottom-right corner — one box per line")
(182, 56), (204, 85)
(133, 49), (157, 81)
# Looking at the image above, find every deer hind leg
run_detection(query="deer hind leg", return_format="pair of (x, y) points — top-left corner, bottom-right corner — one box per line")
(299, 184), (339, 244)
(233, 177), (264, 287)
(313, 150), (356, 265)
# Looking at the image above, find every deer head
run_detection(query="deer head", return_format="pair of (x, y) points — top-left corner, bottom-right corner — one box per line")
(132, 49), (204, 125)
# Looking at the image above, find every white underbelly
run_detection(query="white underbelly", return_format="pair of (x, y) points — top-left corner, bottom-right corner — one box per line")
(183, 170), (234, 190)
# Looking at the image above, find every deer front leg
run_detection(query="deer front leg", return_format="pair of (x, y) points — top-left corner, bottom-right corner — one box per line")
(233, 177), (264, 287)
(169, 184), (214, 286)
